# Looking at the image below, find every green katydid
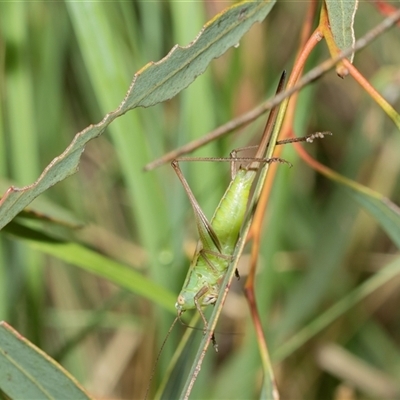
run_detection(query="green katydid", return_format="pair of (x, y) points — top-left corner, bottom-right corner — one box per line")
(172, 71), (330, 335)
(145, 72), (330, 399)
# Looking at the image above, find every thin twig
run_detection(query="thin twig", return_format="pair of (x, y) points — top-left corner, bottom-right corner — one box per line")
(144, 9), (400, 171)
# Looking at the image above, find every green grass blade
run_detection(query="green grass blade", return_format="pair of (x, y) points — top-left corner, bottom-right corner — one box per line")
(316, 165), (400, 249)
(275, 255), (400, 362)
(4, 222), (176, 313)
(344, 189), (400, 249)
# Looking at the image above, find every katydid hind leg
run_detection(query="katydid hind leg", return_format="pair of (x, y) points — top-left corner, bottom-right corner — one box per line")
(199, 248), (233, 273)
(171, 160), (222, 253)
(276, 131), (332, 146)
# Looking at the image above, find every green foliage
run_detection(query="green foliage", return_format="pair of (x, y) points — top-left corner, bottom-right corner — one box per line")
(0, 1), (400, 399)
(326, 0), (358, 60)
(0, 322), (91, 399)
(0, 0), (275, 230)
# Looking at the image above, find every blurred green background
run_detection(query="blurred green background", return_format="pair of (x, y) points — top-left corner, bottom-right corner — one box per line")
(1, 1), (400, 399)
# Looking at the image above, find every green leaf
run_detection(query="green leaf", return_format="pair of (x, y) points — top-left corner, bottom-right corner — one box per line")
(0, 322), (91, 399)
(0, 0), (275, 231)
(325, 0), (359, 62)
(120, 0), (276, 109)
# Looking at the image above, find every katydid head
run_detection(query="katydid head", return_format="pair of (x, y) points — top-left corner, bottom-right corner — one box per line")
(176, 285), (218, 316)
(175, 288), (197, 312)
(175, 293), (196, 317)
